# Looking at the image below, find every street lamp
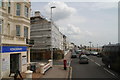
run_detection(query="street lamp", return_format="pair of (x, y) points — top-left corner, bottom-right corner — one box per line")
(50, 6), (56, 66)
(89, 41), (92, 51)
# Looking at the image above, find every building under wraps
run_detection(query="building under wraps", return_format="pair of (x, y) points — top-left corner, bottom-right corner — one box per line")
(30, 11), (64, 61)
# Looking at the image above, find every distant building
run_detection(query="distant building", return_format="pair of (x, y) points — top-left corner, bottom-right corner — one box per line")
(63, 35), (69, 51)
(0, 1), (31, 78)
(30, 11), (63, 61)
(69, 42), (75, 50)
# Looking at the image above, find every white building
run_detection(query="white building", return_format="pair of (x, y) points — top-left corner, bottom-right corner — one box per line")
(0, 1), (31, 78)
(52, 23), (63, 50)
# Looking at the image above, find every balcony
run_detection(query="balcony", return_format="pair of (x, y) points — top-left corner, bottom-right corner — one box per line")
(26, 38), (34, 45)
(0, 34), (26, 45)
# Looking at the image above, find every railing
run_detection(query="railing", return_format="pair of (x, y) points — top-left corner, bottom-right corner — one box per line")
(26, 38), (34, 45)
(40, 60), (52, 74)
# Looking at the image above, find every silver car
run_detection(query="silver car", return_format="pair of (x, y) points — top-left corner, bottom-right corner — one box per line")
(71, 50), (77, 58)
(79, 55), (89, 64)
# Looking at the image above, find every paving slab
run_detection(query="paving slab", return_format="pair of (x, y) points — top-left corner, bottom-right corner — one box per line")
(42, 65), (69, 78)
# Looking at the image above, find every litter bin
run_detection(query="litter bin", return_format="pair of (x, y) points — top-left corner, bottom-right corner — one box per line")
(30, 64), (36, 72)
(25, 70), (33, 79)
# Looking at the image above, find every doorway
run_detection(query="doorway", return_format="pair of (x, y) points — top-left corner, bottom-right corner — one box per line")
(10, 53), (20, 73)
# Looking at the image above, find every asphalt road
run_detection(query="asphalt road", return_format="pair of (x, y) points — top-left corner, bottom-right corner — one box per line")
(71, 55), (120, 79)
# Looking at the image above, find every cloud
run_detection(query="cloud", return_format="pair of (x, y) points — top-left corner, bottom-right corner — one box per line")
(79, 2), (117, 11)
(32, 2), (117, 45)
(44, 1), (76, 21)
(67, 24), (82, 35)
(91, 2), (117, 10)
(84, 30), (93, 36)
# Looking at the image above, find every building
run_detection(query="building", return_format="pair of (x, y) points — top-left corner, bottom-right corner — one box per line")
(0, 0), (31, 78)
(68, 42), (75, 50)
(30, 11), (63, 61)
(63, 35), (68, 51)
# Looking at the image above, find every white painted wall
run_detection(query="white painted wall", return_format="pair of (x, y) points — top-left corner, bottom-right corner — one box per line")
(1, 52), (28, 78)
(1, 53), (10, 78)
(52, 24), (63, 50)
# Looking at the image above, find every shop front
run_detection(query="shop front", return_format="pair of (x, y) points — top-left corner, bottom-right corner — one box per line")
(1, 46), (28, 78)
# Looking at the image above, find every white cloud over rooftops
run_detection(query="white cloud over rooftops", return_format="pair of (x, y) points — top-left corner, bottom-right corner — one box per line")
(44, 1), (76, 21)
(31, 1), (118, 46)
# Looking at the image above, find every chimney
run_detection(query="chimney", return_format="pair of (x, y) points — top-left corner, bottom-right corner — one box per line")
(35, 11), (40, 16)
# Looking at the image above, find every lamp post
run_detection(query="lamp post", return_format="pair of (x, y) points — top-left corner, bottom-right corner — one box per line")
(50, 6), (56, 67)
(89, 41), (92, 51)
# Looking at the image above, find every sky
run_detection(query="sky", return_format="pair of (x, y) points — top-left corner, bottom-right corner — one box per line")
(31, 1), (118, 47)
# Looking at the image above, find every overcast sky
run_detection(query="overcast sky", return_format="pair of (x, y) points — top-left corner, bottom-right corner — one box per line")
(31, 1), (118, 47)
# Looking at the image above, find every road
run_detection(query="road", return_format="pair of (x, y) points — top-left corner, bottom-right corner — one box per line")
(71, 55), (120, 79)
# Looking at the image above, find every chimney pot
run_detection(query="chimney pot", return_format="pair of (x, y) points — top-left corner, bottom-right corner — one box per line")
(35, 11), (40, 16)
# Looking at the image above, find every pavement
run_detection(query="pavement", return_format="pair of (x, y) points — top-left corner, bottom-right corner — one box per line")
(41, 50), (71, 79)
(42, 65), (69, 78)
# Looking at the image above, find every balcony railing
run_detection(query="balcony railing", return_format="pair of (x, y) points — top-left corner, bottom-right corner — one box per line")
(26, 38), (34, 45)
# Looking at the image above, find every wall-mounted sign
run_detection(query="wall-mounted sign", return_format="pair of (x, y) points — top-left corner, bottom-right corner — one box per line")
(22, 56), (27, 65)
(2, 46), (27, 53)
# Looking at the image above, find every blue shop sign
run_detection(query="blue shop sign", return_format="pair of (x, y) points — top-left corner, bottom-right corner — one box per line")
(2, 46), (28, 53)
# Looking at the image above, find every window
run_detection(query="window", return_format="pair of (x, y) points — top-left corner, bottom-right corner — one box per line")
(7, 24), (10, 35)
(24, 26), (28, 38)
(8, 0), (11, 13)
(0, 0), (4, 8)
(16, 3), (21, 16)
(0, 0), (2, 7)
(16, 25), (20, 36)
(25, 6), (29, 18)
(0, 19), (2, 34)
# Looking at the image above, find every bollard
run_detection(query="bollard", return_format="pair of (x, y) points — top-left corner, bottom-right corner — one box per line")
(63, 59), (67, 70)
(40, 63), (45, 74)
(25, 70), (33, 80)
(48, 59), (52, 67)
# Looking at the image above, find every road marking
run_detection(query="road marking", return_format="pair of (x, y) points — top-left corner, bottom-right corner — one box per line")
(88, 58), (94, 62)
(88, 57), (101, 67)
(70, 67), (72, 80)
(88, 57), (118, 79)
(104, 68), (115, 76)
(94, 62), (101, 66)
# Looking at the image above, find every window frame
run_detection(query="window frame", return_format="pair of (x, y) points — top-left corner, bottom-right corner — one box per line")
(24, 6), (29, 18)
(16, 3), (21, 16)
(0, 19), (2, 34)
(24, 26), (28, 38)
(8, 0), (11, 13)
(7, 23), (10, 35)
(16, 25), (21, 36)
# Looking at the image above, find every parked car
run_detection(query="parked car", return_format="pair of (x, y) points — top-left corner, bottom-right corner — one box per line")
(71, 50), (77, 58)
(90, 51), (98, 56)
(97, 51), (103, 57)
(84, 51), (91, 56)
(76, 50), (82, 54)
(79, 55), (89, 64)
